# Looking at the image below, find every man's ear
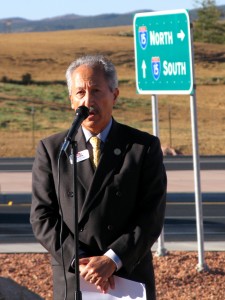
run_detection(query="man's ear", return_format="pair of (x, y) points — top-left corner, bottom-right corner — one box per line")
(113, 88), (119, 105)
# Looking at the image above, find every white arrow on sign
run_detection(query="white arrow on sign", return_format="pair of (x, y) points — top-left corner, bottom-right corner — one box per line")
(142, 60), (147, 78)
(177, 29), (185, 41)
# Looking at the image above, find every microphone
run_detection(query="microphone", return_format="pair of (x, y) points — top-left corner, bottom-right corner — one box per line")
(60, 106), (89, 153)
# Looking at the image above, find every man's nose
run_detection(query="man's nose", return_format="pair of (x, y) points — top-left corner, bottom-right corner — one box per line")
(83, 91), (94, 107)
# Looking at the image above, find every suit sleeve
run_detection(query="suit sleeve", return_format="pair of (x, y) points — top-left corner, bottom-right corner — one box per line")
(108, 137), (167, 274)
(30, 140), (75, 271)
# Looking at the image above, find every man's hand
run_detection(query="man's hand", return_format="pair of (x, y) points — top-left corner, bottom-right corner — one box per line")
(79, 255), (116, 293)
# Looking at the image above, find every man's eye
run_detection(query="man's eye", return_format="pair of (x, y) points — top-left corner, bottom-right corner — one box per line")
(76, 91), (84, 96)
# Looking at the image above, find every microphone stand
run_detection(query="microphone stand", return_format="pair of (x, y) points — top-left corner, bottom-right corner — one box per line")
(71, 141), (82, 300)
(59, 106), (89, 299)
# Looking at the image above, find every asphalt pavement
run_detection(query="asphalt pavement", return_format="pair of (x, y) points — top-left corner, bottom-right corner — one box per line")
(0, 169), (225, 194)
(0, 169), (224, 253)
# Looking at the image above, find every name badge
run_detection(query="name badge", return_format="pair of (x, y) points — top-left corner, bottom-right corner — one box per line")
(69, 149), (90, 164)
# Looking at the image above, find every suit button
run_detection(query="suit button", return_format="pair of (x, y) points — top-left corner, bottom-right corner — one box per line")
(116, 191), (122, 197)
(79, 228), (84, 232)
(67, 191), (73, 197)
(107, 225), (114, 231)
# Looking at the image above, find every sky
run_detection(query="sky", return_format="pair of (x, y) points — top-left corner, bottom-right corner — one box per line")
(0, 0), (225, 20)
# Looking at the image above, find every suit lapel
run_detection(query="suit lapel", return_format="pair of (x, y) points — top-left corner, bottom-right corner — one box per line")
(79, 121), (127, 223)
(64, 127), (94, 192)
(76, 128), (94, 192)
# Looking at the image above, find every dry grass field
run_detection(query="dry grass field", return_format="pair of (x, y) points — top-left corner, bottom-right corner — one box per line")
(0, 26), (225, 157)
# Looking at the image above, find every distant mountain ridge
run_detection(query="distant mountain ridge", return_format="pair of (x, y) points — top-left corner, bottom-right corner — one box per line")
(0, 6), (224, 33)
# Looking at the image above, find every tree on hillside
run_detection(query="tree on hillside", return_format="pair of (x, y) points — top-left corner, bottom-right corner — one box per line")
(193, 0), (225, 44)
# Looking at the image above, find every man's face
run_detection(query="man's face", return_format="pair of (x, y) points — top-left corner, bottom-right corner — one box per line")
(70, 65), (119, 134)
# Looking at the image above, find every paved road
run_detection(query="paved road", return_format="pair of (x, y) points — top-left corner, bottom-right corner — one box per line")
(164, 155), (225, 170)
(0, 156), (225, 171)
(165, 194), (225, 242)
(0, 162), (224, 252)
(0, 170), (225, 194)
(1, 195), (224, 241)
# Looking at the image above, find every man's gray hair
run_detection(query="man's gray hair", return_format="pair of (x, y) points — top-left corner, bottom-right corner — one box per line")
(65, 54), (118, 95)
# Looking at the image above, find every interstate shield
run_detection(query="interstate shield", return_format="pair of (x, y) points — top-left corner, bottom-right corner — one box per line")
(139, 26), (148, 50)
(151, 56), (161, 80)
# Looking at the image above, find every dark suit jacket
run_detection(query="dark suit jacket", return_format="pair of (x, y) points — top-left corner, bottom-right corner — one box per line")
(30, 119), (167, 300)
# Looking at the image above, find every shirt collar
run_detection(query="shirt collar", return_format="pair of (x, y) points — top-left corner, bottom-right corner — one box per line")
(82, 118), (112, 143)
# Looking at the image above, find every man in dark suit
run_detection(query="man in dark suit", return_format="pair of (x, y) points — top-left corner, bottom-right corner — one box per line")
(30, 54), (167, 300)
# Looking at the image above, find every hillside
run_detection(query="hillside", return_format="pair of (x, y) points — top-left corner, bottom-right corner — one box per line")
(1, 11), (150, 33)
(0, 6), (225, 33)
(0, 26), (224, 82)
(0, 26), (224, 157)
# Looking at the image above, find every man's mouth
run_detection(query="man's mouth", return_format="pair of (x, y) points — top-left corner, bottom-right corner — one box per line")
(89, 107), (95, 115)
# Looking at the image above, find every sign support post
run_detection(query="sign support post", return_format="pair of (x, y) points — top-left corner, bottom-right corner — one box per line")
(152, 94), (167, 256)
(189, 25), (208, 271)
(190, 91), (207, 271)
(151, 95), (159, 135)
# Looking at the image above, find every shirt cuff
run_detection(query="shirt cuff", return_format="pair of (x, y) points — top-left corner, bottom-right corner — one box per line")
(104, 249), (122, 271)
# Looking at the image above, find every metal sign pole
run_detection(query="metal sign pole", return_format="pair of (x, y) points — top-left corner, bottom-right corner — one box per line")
(151, 95), (159, 136)
(190, 92), (207, 271)
(190, 24), (208, 272)
(152, 94), (167, 256)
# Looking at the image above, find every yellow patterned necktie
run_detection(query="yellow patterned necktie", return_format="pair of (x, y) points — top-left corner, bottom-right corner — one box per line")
(89, 136), (101, 169)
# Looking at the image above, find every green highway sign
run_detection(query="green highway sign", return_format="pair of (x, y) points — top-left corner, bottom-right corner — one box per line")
(133, 9), (193, 95)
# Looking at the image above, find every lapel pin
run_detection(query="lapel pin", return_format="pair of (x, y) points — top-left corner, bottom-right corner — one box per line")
(114, 148), (121, 156)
